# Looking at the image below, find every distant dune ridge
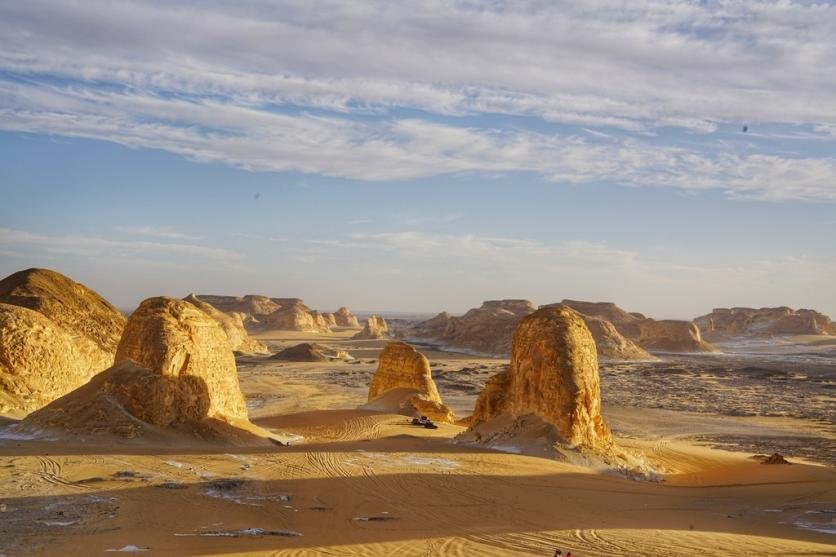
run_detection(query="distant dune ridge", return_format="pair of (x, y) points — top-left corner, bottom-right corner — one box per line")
(24, 297), (280, 444)
(0, 268), (126, 415)
(461, 306), (622, 463)
(695, 306), (836, 340)
(198, 294), (359, 333)
(363, 341), (454, 423)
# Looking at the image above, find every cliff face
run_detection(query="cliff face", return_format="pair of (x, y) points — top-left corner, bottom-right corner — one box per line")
(334, 307), (360, 328)
(583, 317), (654, 360)
(183, 294), (268, 355)
(695, 307), (836, 339)
(353, 315), (389, 339)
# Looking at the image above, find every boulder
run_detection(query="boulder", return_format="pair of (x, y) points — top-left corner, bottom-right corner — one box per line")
(466, 306), (613, 453)
(334, 307), (360, 328)
(695, 307), (835, 340)
(364, 341), (454, 423)
(635, 320), (715, 353)
(353, 315), (389, 339)
(0, 268), (126, 415)
(183, 294), (268, 355)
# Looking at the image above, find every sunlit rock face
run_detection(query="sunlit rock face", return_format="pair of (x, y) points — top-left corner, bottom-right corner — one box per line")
(334, 307), (360, 328)
(695, 307), (836, 339)
(353, 315), (389, 339)
(635, 320), (715, 353)
(183, 294), (268, 355)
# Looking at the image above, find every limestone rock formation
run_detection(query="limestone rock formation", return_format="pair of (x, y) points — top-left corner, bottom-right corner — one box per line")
(364, 341), (454, 423)
(635, 320), (715, 353)
(197, 294), (280, 321)
(353, 315), (389, 339)
(334, 306), (360, 328)
(0, 268), (127, 415)
(558, 299), (713, 354)
(183, 294), (268, 355)
(695, 307), (836, 340)
(466, 306), (613, 454)
(23, 296), (279, 444)
(322, 312), (338, 327)
(115, 297), (248, 420)
(270, 342), (352, 362)
(584, 317), (654, 360)
(410, 300), (535, 355)
(258, 299), (331, 333)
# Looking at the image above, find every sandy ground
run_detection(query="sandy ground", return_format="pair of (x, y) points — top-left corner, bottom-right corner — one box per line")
(1, 330), (834, 556)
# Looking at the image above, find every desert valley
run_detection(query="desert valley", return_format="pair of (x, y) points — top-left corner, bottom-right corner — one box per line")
(0, 268), (833, 556)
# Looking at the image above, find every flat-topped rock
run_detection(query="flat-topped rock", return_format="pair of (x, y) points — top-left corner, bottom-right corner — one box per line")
(695, 307), (835, 339)
(184, 294), (267, 355)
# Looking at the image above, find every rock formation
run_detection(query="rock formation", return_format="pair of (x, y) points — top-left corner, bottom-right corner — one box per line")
(364, 341), (454, 423)
(198, 294), (335, 332)
(583, 317), (654, 360)
(465, 306), (614, 456)
(559, 299), (713, 354)
(0, 268), (126, 415)
(334, 306), (360, 328)
(197, 294), (280, 321)
(322, 312), (338, 327)
(695, 307), (836, 340)
(410, 300), (535, 355)
(635, 320), (715, 353)
(353, 315), (389, 339)
(270, 343), (352, 362)
(25, 297), (278, 444)
(183, 294), (268, 355)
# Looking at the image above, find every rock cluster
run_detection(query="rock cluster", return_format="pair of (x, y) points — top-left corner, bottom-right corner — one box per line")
(364, 341), (454, 423)
(695, 307), (835, 339)
(25, 297), (273, 444)
(183, 294), (267, 355)
(0, 269), (126, 415)
(468, 306), (613, 452)
(198, 294), (360, 333)
(353, 315), (389, 339)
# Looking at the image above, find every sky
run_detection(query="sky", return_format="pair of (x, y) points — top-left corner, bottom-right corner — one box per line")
(0, 0), (834, 319)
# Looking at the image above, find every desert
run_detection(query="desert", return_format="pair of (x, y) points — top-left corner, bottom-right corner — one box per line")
(0, 268), (834, 556)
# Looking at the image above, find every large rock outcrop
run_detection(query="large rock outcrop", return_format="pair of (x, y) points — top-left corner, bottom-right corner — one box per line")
(0, 268), (126, 415)
(410, 300), (535, 355)
(183, 294), (267, 355)
(583, 317), (654, 360)
(695, 307), (836, 340)
(270, 342), (352, 362)
(198, 294), (336, 332)
(353, 315), (389, 339)
(334, 307), (360, 328)
(363, 341), (454, 423)
(465, 306), (614, 456)
(559, 299), (713, 354)
(636, 320), (715, 353)
(24, 297), (279, 444)
(197, 294), (280, 321)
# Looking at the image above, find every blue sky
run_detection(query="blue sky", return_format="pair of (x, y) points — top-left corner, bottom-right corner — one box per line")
(0, 1), (834, 318)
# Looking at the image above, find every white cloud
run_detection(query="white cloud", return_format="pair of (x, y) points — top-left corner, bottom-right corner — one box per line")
(0, 227), (241, 261)
(0, 1), (834, 200)
(115, 225), (201, 241)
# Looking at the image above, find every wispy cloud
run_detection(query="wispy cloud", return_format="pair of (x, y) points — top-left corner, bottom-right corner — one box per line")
(0, 1), (834, 200)
(0, 227), (241, 261)
(115, 225), (201, 241)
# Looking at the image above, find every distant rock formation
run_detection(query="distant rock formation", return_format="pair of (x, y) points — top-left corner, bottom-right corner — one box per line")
(583, 317), (655, 360)
(695, 307), (836, 339)
(334, 306), (360, 328)
(560, 299), (714, 354)
(322, 312), (338, 327)
(270, 342), (352, 362)
(635, 320), (714, 353)
(410, 300), (535, 355)
(353, 315), (389, 339)
(198, 294), (335, 333)
(25, 297), (278, 444)
(183, 294), (268, 355)
(364, 341), (454, 423)
(466, 306), (613, 453)
(0, 268), (126, 415)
